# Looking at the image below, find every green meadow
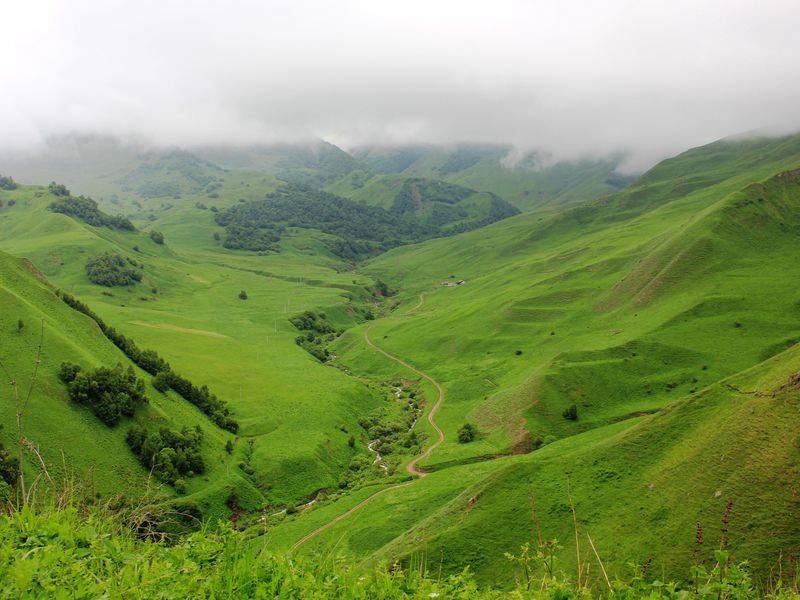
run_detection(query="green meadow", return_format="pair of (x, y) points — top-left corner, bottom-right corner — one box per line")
(1, 134), (800, 591)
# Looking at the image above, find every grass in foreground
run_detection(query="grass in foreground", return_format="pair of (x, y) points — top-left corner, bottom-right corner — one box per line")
(1, 503), (798, 599)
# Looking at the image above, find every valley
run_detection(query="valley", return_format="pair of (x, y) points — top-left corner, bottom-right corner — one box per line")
(1, 134), (800, 591)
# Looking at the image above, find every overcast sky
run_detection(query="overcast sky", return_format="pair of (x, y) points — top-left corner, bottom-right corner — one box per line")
(2, 0), (800, 171)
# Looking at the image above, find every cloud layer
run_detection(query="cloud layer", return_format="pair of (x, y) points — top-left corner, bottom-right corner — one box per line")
(3, 0), (800, 170)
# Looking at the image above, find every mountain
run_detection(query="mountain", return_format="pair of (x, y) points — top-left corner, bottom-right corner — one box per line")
(264, 133), (800, 583)
(1, 132), (800, 588)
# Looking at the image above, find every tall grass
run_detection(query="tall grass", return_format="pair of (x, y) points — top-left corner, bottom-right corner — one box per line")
(0, 501), (798, 599)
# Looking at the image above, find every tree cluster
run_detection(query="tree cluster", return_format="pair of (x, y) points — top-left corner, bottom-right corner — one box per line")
(126, 424), (204, 485)
(85, 253), (143, 287)
(49, 189), (135, 230)
(0, 174), (17, 190)
(59, 362), (147, 426)
(214, 181), (519, 261)
(57, 291), (238, 432)
(289, 310), (340, 362)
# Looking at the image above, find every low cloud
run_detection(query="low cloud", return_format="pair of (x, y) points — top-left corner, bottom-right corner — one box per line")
(2, 0), (800, 171)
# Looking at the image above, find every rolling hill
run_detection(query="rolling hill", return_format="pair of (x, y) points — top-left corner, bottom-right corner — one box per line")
(1, 131), (800, 590)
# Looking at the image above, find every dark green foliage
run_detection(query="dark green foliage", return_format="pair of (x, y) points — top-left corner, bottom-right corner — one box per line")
(49, 193), (134, 230)
(0, 174), (17, 190)
(152, 371), (170, 393)
(289, 310), (338, 362)
(126, 424), (204, 484)
(347, 435), (355, 448)
(48, 181), (70, 196)
(149, 230), (165, 245)
(238, 290), (248, 300)
(85, 253), (143, 287)
(215, 183), (519, 260)
(225, 440), (234, 454)
(57, 291), (238, 432)
(457, 422), (476, 443)
(374, 279), (396, 297)
(562, 404), (578, 421)
(58, 361), (82, 384)
(515, 350), (523, 356)
(289, 310), (334, 334)
(17, 319), (23, 332)
(0, 426), (19, 486)
(66, 364), (147, 426)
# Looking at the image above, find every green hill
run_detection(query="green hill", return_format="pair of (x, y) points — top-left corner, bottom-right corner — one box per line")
(266, 134), (800, 585)
(0, 181), (387, 513)
(2, 132), (800, 591)
(348, 144), (630, 211)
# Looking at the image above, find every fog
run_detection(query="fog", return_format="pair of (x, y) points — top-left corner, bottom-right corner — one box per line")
(3, 0), (800, 171)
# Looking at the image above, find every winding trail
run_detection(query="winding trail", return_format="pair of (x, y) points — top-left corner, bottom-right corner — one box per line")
(292, 293), (442, 550)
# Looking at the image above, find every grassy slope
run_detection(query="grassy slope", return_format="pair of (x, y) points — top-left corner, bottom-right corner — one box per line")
(348, 144), (627, 211)
(0, 250), (243, 507)
(270, 134), (800, 584)
(0, 184), (382, 510)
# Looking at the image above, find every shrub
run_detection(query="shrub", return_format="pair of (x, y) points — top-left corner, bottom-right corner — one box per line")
(457, 422), (476, 443)
(66, 364), (148, 426)
(562, 404), (578, 421)
(0, 174), (16, 190)
(58, 361), (82, 384)
(150, 230), (165, 245)
(238, 290), (248, 300)
(152, 371), (171, 393)
(225, 440), (234, 454)
(127, 424), (204, 484)
(85, 253), (143, 287)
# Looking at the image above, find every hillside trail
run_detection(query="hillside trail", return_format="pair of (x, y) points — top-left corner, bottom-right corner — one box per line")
(292, 293), (443, 550)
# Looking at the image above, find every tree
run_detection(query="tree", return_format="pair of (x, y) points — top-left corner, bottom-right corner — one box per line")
(238, 290), (248, 300)
(225, 440), (234, 454)
(17, 319), (23, 333)
(152, 371), (170, 393)
(58, 361), (82, 383)
(562, 404), (578, 421)
(347, 435), (355, 448)
(457, 422), (476, 443)
(149, 230), (165, 245)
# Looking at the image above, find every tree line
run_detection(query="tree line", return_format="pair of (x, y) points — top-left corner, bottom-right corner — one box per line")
(57, 290), (238, 432)
(48, 182), (135, 231)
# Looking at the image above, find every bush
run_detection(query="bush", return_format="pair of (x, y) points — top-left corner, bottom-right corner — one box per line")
(238, 290), (248, 300)
(149, 230), (165, 245)
(457, 422), (476, 443)
(85, 253), (143, 287)
(127, 424), (204, 484)
(562, 404), (578, 421)
(0, 174), (17, 190)
(58, 361), (82, 384)
(152, 371), (171, 393)
(66, 364), (148, 426)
